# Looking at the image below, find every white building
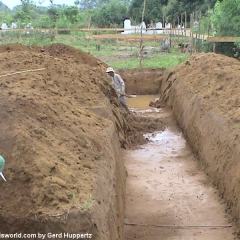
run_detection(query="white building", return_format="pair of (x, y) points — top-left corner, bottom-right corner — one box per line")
(122, 19), (171, 35)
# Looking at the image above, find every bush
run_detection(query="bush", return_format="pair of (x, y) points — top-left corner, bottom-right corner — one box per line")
(57, 30), (71, 34)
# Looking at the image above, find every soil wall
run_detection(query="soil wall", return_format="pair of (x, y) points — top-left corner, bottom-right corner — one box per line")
(0, 43), (134, 240)
(159, 53), (240, 232)
(89, 105), (126, 240)
(118, 68), (164, 95)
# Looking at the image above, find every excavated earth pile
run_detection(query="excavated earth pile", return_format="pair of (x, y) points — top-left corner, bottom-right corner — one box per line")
(0, 43), (160, 239)
(159, 52), (240, 234)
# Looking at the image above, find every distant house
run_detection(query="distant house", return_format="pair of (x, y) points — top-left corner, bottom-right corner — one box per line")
(1, 23), (9, 30)
(11, 22), (18, 29)
(122, 19), (171, 35)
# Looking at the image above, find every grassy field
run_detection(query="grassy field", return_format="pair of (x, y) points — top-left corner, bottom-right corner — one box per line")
(100, 53), (188, 69)
(0, 30), (189, 69)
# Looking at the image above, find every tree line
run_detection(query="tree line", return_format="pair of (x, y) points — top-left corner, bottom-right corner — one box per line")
(0, 0), (219, 29)
(0, 0), (240, 58)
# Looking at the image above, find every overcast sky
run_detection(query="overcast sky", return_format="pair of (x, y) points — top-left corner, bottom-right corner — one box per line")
(1, 0), (75, 9)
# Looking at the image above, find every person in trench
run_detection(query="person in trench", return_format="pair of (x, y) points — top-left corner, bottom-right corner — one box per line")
(106, 67), (130, 114)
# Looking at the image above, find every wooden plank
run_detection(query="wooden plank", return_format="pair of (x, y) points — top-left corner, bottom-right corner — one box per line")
(86, 34), (169, 40)
(206, 37), (240, 42)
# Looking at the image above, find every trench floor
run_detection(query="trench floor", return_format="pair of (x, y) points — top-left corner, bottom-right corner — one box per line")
(124, 96), (237, 240)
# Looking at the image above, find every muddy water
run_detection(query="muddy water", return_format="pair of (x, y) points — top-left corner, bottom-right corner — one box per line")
(126, 95), (158, 110)
(124, 96), (236, 240)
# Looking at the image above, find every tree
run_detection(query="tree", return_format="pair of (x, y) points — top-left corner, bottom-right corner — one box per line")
(127, 0), (216, 26)
(74, 0), (80, 8)
(13, 9), (32, 24)
(210, 0), (240, 59)
(128, 0), (166, 25)
(92, 0), (127, 27)
(62, 6), (81, 24)
(20, 0), (36, 14)
(211, 0), (240, 36)
(162, 0), (180, 24)
(0, 1), (11, 11)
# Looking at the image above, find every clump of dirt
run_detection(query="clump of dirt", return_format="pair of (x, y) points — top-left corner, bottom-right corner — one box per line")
(158, 52), (240, 234)
(126, 114), (165, 147)
(0, 43), (152, 238)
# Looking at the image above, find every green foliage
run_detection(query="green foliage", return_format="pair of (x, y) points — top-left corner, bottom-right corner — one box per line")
(128, 0), (217, 26)
(91, 0), (127, 27)
(214, 42), (240, 60)
(0, 11), (14, 25)
(0, 0), (219, 30)
(128, 0), (166, 25)
(194, 39), (213, 52)
(106, 53), (188, 69)
(0, 2), (10, 11)
(38, 15), (55, 28)
(20, 0), (36, 14)
(13, 9), (32, 24)
(210, 0), (240, 59)
(62, 7), (80, 24)
(211, 0), (240, 36)
(162, 0), (179, 23)
(47, 7), (59, 23)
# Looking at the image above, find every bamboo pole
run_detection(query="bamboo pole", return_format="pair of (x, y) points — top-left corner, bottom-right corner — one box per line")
(208, 5), (210, 37)
(138, 0), (146, 68)
(124, 222), (232, 229)
(0, 68), (46, 78)
(87, 16), (91, 53)
(198, 11), (201, 41)
(185, 12), (187, 37)
(86, 0), (91, 54)
(190, 13), (194, 52)
(194, 11), (197, 50)
(163, 15), (165, 30)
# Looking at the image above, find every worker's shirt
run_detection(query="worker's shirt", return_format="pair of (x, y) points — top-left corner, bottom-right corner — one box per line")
(112, 73), (125, 94)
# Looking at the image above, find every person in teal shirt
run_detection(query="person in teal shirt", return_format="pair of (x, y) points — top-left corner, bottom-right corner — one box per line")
(0, 155), (6, 181)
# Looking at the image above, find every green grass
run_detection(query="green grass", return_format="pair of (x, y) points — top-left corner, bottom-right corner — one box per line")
(105, 53), (188, 69)
(1, 31), (189, 69)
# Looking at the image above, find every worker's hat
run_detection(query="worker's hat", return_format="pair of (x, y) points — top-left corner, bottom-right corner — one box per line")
(106, 67), (115, 73)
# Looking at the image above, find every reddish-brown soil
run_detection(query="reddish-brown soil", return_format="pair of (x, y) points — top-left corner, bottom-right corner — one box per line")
(118, 68), (164, 95)
(1, 43), (240, 239)
(158, 52), (240, 236)
(123, 108), (237, 240)
(0, 43), (164, 239)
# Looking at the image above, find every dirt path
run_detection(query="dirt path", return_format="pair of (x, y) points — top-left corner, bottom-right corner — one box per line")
(124, 97), (237, 240)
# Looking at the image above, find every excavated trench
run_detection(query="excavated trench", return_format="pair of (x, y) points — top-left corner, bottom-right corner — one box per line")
(120, 66), (240, 239)
(1, 46), (240, 240)
(123, 96), (236, 239)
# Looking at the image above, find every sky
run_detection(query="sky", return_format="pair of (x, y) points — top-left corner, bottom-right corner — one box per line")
(1, 0), (75, 9)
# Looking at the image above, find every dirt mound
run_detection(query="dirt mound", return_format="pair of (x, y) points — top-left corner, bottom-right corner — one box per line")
(0, 43), (152, 238)
(158, 52), (240, 234)
(0, 43), (101, 68)
(174, 53), (240, 120)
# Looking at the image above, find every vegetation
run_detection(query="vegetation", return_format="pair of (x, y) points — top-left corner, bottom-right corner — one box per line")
(107, 53), (188, 69)
(0, 0), (240, 60)
(0, 28), (189, 69)
(210, 0), (240, 58)
(0, 0), (218, 29)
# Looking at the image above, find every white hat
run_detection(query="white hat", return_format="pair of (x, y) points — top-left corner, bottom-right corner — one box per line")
(106, 67), (115, 73)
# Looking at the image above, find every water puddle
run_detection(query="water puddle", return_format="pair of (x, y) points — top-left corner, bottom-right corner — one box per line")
(124, 96), (235, 240)
(126, 94), (158, 110)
